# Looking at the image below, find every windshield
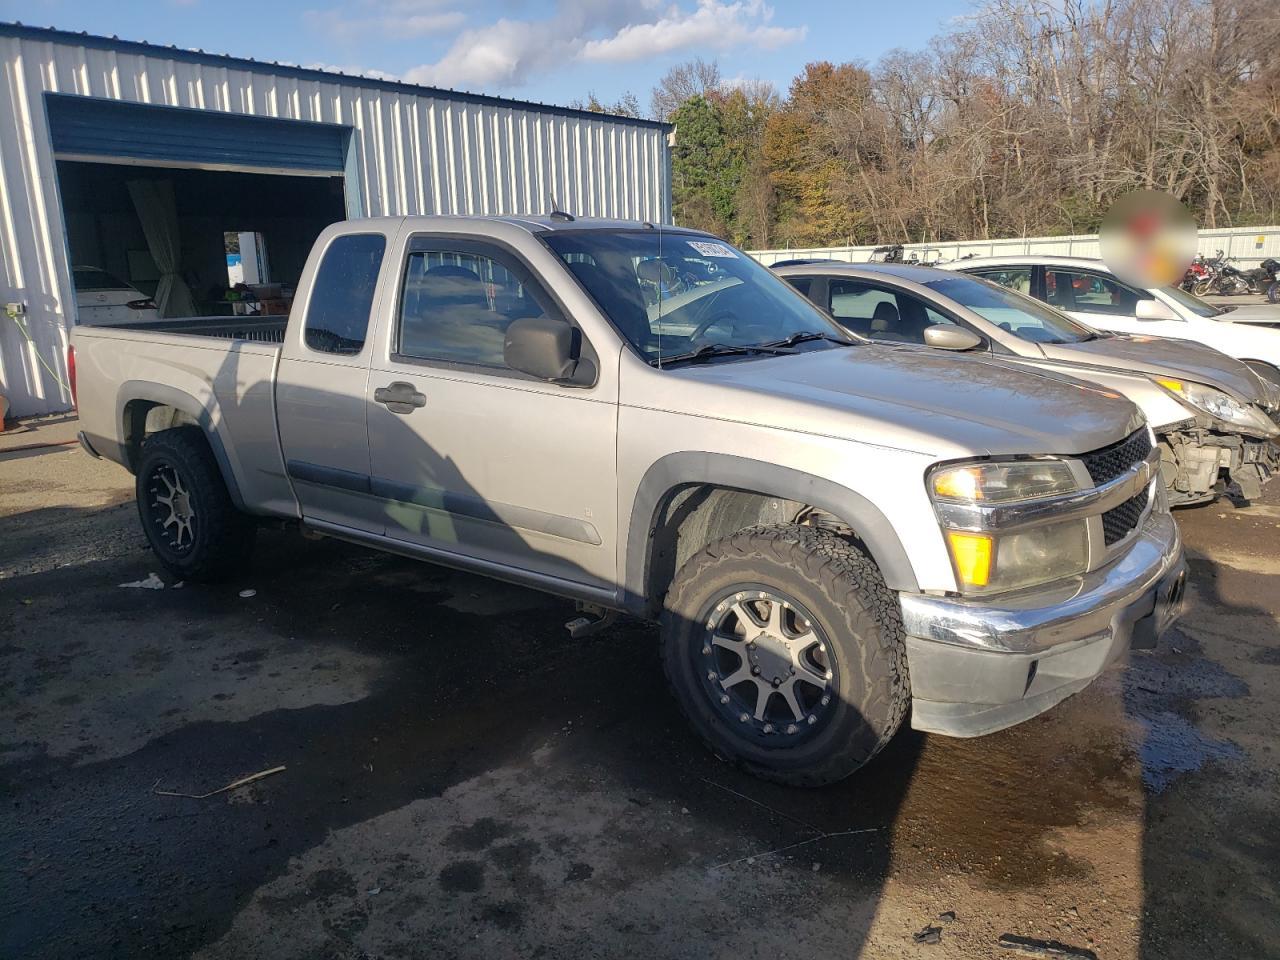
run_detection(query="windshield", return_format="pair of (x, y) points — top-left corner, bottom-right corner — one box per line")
(925, 275), (1096, 344)
(541, 229), (847, 364)
(1158, 284), (1220, 318)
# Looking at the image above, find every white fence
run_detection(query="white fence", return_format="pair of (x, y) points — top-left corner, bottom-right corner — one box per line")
(749, 225), (1280, 268)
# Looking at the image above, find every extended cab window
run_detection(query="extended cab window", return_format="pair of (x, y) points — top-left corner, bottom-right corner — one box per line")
(304, 234), (386, 355)
(828, 280), (956, 343)
(397, 250), (548, 366)
(1044, 269), (1150, 315)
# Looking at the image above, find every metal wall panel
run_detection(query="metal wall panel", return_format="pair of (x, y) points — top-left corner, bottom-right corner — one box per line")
(0, 25), (671, 416)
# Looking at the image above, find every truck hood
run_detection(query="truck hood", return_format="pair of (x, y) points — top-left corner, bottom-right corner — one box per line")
(1040, 333), (1265, 403)
(664, 344), (1144, 458)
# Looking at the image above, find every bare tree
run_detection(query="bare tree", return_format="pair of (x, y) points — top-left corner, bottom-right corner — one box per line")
(651, 58), (723, 120)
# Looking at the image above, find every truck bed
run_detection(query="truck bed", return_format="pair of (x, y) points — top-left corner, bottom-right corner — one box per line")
(85, 315), (288, 344)
(72, 316), (296, 518)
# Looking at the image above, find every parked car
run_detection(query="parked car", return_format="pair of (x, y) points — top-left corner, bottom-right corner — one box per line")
(71, 266), (158, 324)
(945, 254), (1280, 386)
(70, 216), (1186, 786)
(774, 262), (1280, 506)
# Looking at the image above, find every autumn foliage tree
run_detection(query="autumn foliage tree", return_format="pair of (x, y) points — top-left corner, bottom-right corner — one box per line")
(658, 0), (1280, 247)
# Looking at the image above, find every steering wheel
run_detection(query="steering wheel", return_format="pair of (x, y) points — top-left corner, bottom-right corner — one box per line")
(689, 310), (741, 343)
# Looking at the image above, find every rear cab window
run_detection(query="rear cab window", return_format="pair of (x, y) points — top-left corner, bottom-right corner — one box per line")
(304, 233), (387, 355)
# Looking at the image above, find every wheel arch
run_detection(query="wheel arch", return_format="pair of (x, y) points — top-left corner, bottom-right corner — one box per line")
(624, 452), (919, 617)
(118, 382), (247, 510)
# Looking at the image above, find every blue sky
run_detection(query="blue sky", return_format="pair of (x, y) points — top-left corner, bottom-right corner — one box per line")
(2, 0), (976, 111)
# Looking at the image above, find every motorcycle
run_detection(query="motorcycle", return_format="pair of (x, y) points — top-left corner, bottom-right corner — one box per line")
(1241, 257), (1280, 300)
(1181, 253), (1212, 292)
(1191, 252), (1276, 296)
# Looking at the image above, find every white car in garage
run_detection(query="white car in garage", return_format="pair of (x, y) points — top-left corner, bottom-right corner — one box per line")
(945, 255), (1280, 385)
(72, 266), (159, 324)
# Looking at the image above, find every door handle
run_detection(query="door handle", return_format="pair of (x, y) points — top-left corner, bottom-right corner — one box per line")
(374, 381), (427, 415)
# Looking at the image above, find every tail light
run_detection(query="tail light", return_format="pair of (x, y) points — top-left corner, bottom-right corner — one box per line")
(127, 298), (157, 311)
(67, 344), (77, 409)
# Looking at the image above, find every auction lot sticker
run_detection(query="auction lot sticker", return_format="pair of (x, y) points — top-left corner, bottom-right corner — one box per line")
(687, 241), (738, 258)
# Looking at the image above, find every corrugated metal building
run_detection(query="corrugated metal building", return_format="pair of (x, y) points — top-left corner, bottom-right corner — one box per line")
(0, 22), (672, 417)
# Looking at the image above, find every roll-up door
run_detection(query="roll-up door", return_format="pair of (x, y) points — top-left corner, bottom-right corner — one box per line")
(45, 94), (348, 174)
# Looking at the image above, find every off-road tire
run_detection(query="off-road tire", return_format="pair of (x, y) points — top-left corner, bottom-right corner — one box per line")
(134, 426), (256, 582)
(661, 523), (910, 787)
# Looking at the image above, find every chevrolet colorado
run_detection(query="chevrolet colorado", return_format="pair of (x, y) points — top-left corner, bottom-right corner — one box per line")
(70, 216), (1187, 785)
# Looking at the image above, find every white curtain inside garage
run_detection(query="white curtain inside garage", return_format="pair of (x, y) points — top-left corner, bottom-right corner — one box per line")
(127, 179), (196, 318)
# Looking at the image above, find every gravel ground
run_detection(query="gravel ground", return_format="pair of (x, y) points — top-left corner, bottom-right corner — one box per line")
(1, 433), (1277, 960)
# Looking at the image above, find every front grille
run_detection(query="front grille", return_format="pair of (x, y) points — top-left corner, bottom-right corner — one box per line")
(1080, 429), (1153, 487)
(1102, 486), (1150, 545)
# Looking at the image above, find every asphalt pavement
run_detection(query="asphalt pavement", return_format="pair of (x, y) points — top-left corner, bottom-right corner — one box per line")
(1, 429), (1277, 959)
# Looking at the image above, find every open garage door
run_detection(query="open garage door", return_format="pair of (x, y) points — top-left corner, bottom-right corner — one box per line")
(47, 95), (354, 322)
(45, 94), (352, 178)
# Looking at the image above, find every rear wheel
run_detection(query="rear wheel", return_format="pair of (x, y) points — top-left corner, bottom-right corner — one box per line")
(661, 524), (909, 787)
(135, 426), (256, 582)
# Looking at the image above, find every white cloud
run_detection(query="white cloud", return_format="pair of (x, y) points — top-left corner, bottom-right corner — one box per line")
(581, 1), (805, 63)
(402, 0), (804, 91)
(307, 0), (466, 40)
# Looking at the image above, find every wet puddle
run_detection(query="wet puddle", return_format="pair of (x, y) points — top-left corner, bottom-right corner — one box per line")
(1122, 629), (1248, 794)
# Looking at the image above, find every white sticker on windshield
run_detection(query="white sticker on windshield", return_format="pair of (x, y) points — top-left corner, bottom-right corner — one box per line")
(686, 240), (738, 259)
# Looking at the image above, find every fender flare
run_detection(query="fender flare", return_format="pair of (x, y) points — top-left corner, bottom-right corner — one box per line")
(117, 381), (248, 510)
(624, 451), (920, 612)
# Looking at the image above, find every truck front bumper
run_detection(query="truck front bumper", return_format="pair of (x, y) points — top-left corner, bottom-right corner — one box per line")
(899, 510), (1186, 738)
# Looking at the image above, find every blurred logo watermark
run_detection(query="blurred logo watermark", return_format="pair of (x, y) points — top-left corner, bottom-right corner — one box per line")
(1099, 190), (1197, 288)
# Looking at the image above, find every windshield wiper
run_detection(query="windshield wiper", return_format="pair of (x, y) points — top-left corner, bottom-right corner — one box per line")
(653, 342), (794, 367)
(761, 330), (856, 348)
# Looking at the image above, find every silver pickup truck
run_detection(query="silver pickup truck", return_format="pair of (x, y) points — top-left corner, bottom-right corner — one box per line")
(70, 216), (1187, 786)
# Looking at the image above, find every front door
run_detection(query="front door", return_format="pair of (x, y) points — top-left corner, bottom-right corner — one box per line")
(365, 237), (618, 591)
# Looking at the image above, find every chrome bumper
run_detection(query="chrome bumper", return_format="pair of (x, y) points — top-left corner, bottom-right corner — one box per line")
(900, 510), (1186, 738)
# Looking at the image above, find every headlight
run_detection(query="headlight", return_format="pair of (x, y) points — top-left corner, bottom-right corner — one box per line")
(931, 460), (1078, 502)
(1152, 377), (1280, 438)
(929, 460), (1089, 595)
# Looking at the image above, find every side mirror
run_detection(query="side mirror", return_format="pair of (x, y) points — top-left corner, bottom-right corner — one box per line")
(923, 324), (983, 351)
(504, 316), (596, 386)
(1135, 298), (1178, 321)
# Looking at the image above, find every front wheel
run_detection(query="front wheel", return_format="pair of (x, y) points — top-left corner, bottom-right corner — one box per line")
(661, 524), (909, 787)
(1192, 278), (1214, 297)
(134, 426), (256, 582)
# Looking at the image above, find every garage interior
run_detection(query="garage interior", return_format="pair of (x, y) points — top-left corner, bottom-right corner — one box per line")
(46, 93), (355, 322)
(58, 161), (345, 319)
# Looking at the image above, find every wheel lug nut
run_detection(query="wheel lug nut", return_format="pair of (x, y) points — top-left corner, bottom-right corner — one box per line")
(701, 645), (711, 655)
(763, 723), (774, 733)
(785, 724), (798, 734)
(707, 671), (717, 681)
(807, 715), (817, 725)
(720, 694), (730, 704)
(751, 666), (761, 675)
(771, 679), (780, 687)
(739, 713), (749, 723)
(820, 695), (830, 706)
